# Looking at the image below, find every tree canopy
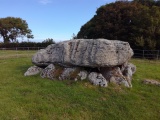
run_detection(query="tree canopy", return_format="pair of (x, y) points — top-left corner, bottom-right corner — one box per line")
(42, 38), (55, 44)
(77, 0), (160, 50)
(0, 17), (34, 43)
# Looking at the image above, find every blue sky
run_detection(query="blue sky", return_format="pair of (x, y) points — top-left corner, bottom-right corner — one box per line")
(0, 0), (116, 42)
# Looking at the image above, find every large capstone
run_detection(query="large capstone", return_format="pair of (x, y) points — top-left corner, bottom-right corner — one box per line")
(32, 39), (133, 67)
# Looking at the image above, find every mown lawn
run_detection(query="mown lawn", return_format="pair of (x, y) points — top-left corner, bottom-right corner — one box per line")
(0, 50), (36, 59)
(0, 51), (160, 120)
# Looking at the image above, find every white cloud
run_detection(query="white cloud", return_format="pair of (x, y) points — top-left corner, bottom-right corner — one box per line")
(39, 0), (52, 5)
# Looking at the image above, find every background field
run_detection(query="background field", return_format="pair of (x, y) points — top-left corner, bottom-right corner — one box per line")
(0, 50), (160, 120)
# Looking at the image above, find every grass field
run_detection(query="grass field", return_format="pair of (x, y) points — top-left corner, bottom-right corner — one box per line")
(0, 50), (160, 120)
(0, 50), (36, 59)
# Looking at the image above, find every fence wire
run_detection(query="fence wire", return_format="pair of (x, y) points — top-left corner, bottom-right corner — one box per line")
(0, 47), (45, 50)
(133, 49), (160, 59)
(0, 47), (160, 60)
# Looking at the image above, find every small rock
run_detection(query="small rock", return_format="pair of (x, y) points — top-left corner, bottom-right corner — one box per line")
(143, 79), (160, 86)
(59, 68), (77, 80)
(110, 76), (130, 87)
(74, 78), (78, 81)
(100, 66), (132, 87)
(88, 72), (108, 87)
(123, 63), (136, 80)
(40, 64), (56, 79)
(24, 66), (42, 76)
(77, 70), (88, 80)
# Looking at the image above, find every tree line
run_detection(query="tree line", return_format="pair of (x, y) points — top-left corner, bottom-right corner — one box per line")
(0, 38), (55, 48)
(77, 0), (160, 50)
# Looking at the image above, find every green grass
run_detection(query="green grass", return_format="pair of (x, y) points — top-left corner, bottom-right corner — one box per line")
(0, 51), (160, 120)
(0, 50), (36, 59)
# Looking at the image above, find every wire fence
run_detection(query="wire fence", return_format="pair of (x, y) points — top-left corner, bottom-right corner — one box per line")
(0, 47), (160, 60)
(0, 47), (45, 50)
(133, 49), (160, 59)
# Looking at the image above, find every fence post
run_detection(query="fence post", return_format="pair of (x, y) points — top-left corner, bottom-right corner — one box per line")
(143, 50), (144, 59)
(16, 47), (18, 57)
(157, 50), (159, 60)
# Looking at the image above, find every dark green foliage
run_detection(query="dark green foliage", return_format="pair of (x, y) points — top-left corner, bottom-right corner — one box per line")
(134, 0), (155, 6)
(42, 38), (55, 44)
(77, 0), (160, 50)
(72, 33), (77, 39)
(0, 41), (55, 48)
(0, 17), (34, 43)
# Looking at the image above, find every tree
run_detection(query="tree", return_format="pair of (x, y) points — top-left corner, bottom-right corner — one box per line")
(42, 38), (55, 44)
(0, 17), (34, 43)
(77, 0), (160, 50)
(133, 0), (155, 6)
(71, 33), (77, 39)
